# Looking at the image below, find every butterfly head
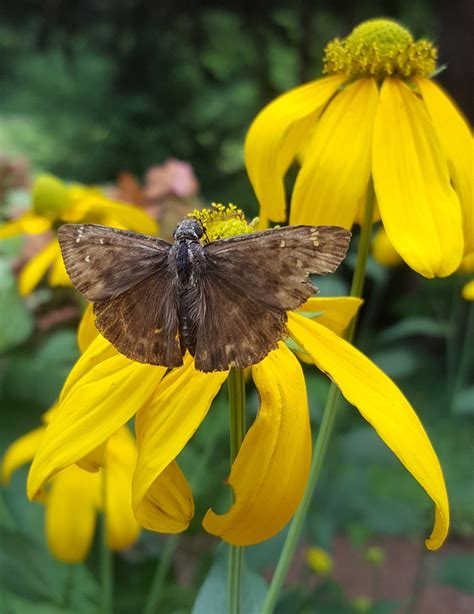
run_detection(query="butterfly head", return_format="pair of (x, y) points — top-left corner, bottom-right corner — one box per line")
(173, 218), (204, 242)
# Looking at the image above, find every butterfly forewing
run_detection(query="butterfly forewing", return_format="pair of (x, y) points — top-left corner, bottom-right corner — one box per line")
(58, 223), (182, 366)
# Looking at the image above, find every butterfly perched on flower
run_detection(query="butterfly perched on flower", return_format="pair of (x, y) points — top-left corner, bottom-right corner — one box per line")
(58, 214), (350, 372)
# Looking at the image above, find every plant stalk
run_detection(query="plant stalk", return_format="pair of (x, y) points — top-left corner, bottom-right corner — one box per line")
(100, 464), (113, 614)
(261, 179), (376, 614)
(227, 368), (246, 614)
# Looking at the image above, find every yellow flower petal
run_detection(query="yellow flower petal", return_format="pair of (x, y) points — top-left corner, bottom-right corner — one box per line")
(203, 344), (311, 545)
(48, 252), (72, 287)
(46, 465), (100, 563)
(287, 312), (449, 550)
(299, 297), (363, 336)
(372, 78), (463, 278)
(244, 75), (345, 221)
(0, 213), (51, 239)
(104, 428), (140, 549)
(291, 78), (379, 228)
(18, 239), (59, 296)
(28, 342), (165, 500)
(462, 279), (474, 301)
(77, 304), (99, 353)
(134, 460), (195, 533)
(76, 442), (107, 473)
(416, 78), (473, 255)
(372, 226), (403, 267)
(2, 427), (46, 483)
(133, 355), (226, 532)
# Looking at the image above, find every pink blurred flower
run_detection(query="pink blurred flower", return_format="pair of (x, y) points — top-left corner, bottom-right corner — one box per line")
(144, 158), (199, 201)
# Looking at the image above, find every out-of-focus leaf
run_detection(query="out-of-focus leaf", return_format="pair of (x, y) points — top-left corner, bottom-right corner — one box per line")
(369, 348), (420, 379)
(192, 550), (267, 614)
(377, 317), (448, 344)
(0, 527), (63, 603)
(0, 259), (33, 352)
(452, 387), (474, 415)
(436, 554), (474, 593)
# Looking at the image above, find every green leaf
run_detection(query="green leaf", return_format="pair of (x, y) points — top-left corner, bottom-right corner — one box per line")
(377, 317), (448, 344)
(192, 550), (267, 614)
(0, 259), (33, 352)
(452, 387), (474, 415)
(436, 554), (474, 593)
(0, 527), (63, 603)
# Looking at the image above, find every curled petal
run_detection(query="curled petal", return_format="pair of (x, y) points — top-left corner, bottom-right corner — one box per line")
(104, 428), (140, 549)
(0, 213), (51, 239)
(245, 75), (345, 221)
(287, 312), (449, 550)
(134, 461), (194, 533)
(203, 344), (311, 545)
(291, 78), (379, 228)
(28, 340), (165, 499)
(46, 465), (100, 563)
(299, 297), (363, 336)
(416, 78), (473, 255)
(133, 355), (226, 532)
(18, 239), (59, 296)
(373, 78), (463, 278)
(2, 427), (46, 483)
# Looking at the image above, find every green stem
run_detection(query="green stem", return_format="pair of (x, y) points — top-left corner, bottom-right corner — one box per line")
(261, 180), (376, 614)
(227, 368), (246, 614)
(451, 301), (474, 411)
(100, 465), (113, 614)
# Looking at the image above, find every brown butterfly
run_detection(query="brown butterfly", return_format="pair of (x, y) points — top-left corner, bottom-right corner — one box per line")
(58, 219), (350, 372)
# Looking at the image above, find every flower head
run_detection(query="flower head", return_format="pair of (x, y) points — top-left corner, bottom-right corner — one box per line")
(27, 208), (449, 550)
(245, 18), (471, 279)
(0, 174), (158, 295)
(2, 413), (139, 563)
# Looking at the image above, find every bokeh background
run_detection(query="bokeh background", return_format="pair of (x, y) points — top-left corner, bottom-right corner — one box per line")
(1, 1), (473, 613)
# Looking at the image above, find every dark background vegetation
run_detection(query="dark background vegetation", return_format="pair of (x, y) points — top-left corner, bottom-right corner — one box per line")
(0, 1), (473, 613)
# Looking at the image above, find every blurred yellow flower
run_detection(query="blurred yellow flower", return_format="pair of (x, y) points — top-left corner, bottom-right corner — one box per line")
(2, 416), (140, 563)
(28, 295), (449, 550)
(305, 546), (333, 576)
(0, 174), (158, 295)
(371, 226), (403, 268)
(459, 254), (474, 301)
(245, 19), (471, 279)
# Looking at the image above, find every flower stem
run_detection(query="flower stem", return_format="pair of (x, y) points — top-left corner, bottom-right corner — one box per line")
(100, 465), (113, 614)
(227, 368), (246, 614)
(261, 179), (375, 614)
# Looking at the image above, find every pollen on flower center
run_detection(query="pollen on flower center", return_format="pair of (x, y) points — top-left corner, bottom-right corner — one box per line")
(189, 203), (257, 242)
(323, 18), (437, 79)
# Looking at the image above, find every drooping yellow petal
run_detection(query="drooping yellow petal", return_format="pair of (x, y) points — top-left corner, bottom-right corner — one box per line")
(27, 343), (165, 500)
(287, 312), (449, 550)
(298, 297), (363, 336)
(48, 252), (72, 287)
(291, 78), (379, 228)
(77, 304), (99, 353)
(2, 427), (46, 483)
(462, 280), (474, 301)
(76, 442), (107, 473)
(134, 460), (194, 533)
(46, 465), (100, 563)
(0, 213), (51, 239)
(416, 78), (473, 255)
(18, 239), (59, 296)
(244, 75), (345, 221)
(133, 355), (226, 532)
(104, 427), (140, 549)
(203, 344), (311, 545)
(372, 78), (463, 278)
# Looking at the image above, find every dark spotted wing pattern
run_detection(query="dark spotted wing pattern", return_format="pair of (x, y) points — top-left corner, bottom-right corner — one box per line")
(58, 224), (182, 366)
(193, 225), (351, 371)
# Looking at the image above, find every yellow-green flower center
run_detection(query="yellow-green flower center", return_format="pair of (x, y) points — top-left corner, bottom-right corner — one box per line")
(323, 18), (437, 79)
(32, 174), (71, 218)
(189, 203), (257, 242)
